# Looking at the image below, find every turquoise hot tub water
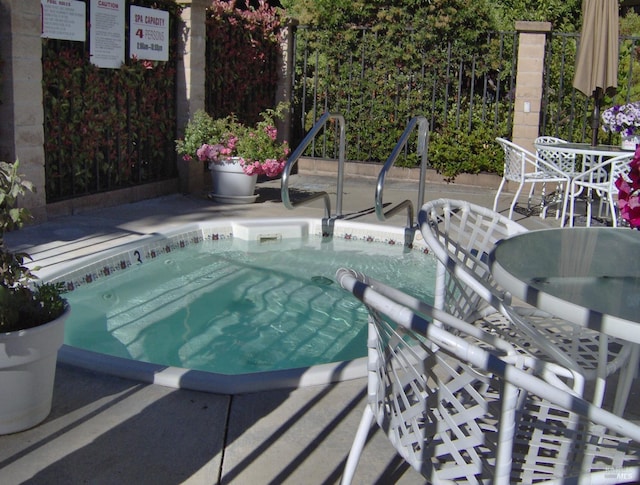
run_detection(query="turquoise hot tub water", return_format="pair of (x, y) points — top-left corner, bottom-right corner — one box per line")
(53, 218), (437, 393)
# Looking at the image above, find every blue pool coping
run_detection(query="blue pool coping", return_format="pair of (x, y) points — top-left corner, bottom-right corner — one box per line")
(58, 345), (369, 394)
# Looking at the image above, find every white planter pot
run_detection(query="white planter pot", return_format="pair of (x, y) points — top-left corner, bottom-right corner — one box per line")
(209, 158), (258, 204)
(621, 135), (640, 150)
(0, 306), (70, 434)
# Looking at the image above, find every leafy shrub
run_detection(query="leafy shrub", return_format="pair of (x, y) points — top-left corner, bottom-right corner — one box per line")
(428, 125), (505, 180)
(0, 160), (67, 331)
(205, 0), (283, 124)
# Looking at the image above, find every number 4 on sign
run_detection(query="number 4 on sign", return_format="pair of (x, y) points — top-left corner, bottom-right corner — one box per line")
(135, 29), (144, 38)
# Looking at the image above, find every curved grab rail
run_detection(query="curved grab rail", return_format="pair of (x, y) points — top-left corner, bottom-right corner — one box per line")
(281, 112), (346, 219)
(375, 116), (429, 228)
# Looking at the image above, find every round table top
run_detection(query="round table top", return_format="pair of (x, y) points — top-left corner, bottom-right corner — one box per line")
(489, 227), (640, 343)
(533, 142), (630, 157)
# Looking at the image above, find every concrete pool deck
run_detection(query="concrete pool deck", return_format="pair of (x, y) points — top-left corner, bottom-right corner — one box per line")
(1, 174), (637, 484)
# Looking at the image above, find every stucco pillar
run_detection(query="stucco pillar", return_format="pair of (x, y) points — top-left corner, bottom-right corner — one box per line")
(512, 21), (551, 155)
(176, 0), (208, 195)
(275, 20), (297, 148)
(0, 0), (47, 221)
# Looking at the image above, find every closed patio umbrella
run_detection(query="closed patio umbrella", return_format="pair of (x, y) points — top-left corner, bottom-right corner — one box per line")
(573, 0), (619, 145)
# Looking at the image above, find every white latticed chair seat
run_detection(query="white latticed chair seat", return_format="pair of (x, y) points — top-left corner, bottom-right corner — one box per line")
(337, 269), (640, 484)
(535, 136), (578, 175)
(419, 198), (634, 409)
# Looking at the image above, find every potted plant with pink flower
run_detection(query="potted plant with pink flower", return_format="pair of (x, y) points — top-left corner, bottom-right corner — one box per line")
(176, 103), (289, 203)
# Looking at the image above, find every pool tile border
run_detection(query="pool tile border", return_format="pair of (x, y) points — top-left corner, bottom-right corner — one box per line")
(53, 220), (427, 292)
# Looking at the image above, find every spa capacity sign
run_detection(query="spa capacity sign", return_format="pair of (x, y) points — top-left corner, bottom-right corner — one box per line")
(89, 0), (125, 69)
(130, 6), (169, 62)
(41, 0), (86, 42)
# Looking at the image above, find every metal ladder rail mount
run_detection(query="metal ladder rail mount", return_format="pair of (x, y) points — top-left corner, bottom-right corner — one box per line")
(375, 116), (429, 228)
(281, 112), (346, 219)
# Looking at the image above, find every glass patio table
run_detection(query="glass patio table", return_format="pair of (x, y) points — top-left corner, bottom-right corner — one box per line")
(533, 142), (631, 175)
(488, 227), (640, 342)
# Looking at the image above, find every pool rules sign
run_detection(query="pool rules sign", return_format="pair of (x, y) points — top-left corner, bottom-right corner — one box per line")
(130, 6), (169, 62)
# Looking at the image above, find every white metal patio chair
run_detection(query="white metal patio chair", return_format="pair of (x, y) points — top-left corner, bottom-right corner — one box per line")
(534, 136), (578, 175)
(494, 137), (571, 221)
(337, 268), (640, 485)
(534, 136), (579, 221)
(568, 152), (634, 227)
(419, 198), (634, 409)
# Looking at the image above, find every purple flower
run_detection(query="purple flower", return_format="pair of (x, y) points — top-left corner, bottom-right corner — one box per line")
(602, 101), (640, 135)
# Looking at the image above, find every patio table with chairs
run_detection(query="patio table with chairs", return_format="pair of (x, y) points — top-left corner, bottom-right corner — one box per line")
(494, 137), (630, 226)
(533, 139), (635, 226)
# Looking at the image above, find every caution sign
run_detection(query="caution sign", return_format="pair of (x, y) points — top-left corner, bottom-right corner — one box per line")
(89, 0), (125, 69)
(129, 5), (169, 62)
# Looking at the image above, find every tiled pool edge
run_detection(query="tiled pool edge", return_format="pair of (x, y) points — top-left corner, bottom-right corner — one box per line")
(48, 218), (428, 292)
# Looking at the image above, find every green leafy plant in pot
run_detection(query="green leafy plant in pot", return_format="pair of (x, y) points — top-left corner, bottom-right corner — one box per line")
(0, 160), (69, 434)
(176, 104), (290, 201)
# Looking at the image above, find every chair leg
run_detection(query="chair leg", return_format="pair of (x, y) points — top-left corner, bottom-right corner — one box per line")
(493, 178), (507, 213)
(508, 183), (525, 219)
(613, 344), (640, 416)
(341, 405), (375, 485)
(585, 189), (593, 227)
(609, 196), (618, 228)
(569, 190), (576, 228)
(592, 335), (609, 408)
(559, 181), (570, 228)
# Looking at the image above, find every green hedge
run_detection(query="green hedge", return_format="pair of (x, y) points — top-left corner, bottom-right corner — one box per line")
(292, 26), (515, 180)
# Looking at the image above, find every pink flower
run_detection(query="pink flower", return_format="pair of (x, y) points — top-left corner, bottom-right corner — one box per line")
(265, 125), (277, 141)
(616, 145), (640, 228)
(261, 159), (285, 177)
(241, 160), (261, 176)
(197, 143), (226, 162)
(196, 144), (209, 161)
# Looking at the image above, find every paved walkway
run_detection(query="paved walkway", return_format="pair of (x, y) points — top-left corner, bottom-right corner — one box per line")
(0, 175), (634, 484)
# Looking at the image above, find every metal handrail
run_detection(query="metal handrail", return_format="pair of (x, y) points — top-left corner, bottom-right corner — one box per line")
(375, 116), (429, 228)
(281, 112), (346, 219)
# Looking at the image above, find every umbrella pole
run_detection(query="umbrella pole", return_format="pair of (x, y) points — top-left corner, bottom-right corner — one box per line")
(591, 87), (602, 146)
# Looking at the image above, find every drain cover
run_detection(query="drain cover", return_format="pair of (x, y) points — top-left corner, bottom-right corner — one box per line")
(311, 276), (333, 286)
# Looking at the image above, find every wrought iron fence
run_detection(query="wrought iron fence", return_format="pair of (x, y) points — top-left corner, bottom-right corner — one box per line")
(290, 26), (640, 166)
(41, 11), (640, 203)
(42, 0), (179, 203)
(289, 26), (518, 165)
